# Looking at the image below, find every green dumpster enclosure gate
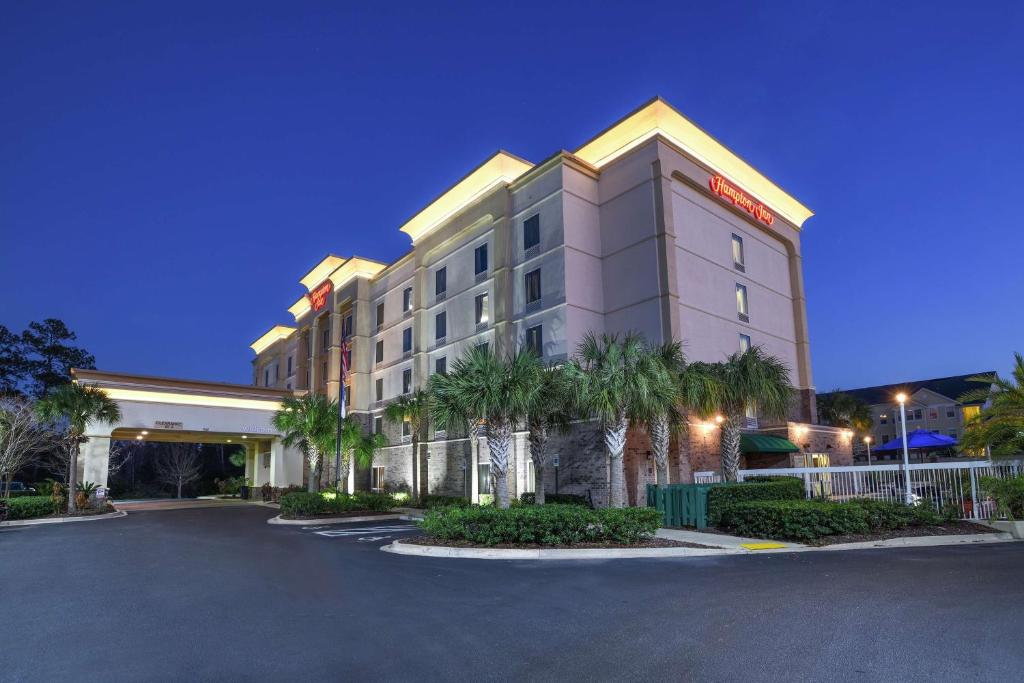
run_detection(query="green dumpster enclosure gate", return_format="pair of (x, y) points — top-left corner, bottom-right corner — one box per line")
(646, 484), (713, 529)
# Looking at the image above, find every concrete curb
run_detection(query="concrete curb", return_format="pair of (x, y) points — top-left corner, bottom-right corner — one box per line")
(382, 532), (1017, 561)
(0, 510), (127, 528)
(268, 513), (403, 526)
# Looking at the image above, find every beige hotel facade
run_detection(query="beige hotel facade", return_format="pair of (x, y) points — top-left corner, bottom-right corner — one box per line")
(249, 97), (851, 506)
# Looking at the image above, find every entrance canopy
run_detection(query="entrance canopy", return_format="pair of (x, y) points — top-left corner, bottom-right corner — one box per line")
(740, 434), (800, 454)
(70, 369), (302, 488)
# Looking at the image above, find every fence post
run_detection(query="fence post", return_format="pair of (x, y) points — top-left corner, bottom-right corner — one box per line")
(969, 467), (979, 521)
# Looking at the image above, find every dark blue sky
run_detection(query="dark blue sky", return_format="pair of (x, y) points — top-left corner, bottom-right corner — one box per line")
(2, 1), (1022, 391)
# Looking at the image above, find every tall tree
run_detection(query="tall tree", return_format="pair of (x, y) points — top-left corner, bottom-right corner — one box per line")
(35, 383), (122, 512)
(705, 347), (794, 482)
(0, 397), (62, 497)
(817, 391), (874, 433)
(272, 394), (338, 492)
(525, 363), (574, 505)
(959, 354), (1024, 457)
(0, 325), (27, 396)
(383, 390), (432, 502)
(647, 342), (720, 488)
(21, 319), (96, 398)
(564, 333), (673, 508)
(431, 347), (541, 508)
(154, 443), (202, 498)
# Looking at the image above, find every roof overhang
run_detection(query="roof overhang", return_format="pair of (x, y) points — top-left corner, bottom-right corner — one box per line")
(574, 97), (814, 228)
(71, 368), (289, 411)
(250, 325), (296, 355)
(399, 151), (533, 243)
(299, 255), (347, 291)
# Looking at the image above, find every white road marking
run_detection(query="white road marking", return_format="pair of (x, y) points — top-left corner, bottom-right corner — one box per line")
(357, 536), (390, 542)
(314, 525), (417, 538)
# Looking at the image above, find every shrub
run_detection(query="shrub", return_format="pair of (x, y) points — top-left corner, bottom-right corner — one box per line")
(718, 500), (869, 542)
(422, 495), (470, 510)
(519, 492), (591, 507)
(419, 505), (661, 546)
(279, 490), (398, 518)
(981, 476), (1024, 520)
(5, 496), (56, 521)
(707, 477), (804, 524)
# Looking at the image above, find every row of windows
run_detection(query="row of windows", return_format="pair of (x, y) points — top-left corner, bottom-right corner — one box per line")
(879, 405), (960, 425)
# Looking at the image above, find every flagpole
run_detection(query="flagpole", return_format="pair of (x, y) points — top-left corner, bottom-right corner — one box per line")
(334, 338), (347, 491)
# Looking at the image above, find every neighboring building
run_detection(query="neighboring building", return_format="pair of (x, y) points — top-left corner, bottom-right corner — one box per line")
(250, 97), (851, 505)
(819, 372), (995, 460)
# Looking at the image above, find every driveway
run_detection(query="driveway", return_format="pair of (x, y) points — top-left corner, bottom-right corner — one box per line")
(2, 505), (1023, 682)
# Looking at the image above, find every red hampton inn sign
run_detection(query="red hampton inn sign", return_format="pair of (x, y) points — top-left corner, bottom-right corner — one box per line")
(307, 280), (333, 311)
(708, 175), (774, 226)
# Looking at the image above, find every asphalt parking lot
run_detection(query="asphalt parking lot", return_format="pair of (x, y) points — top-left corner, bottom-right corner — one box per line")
(3, 505), (1023, 682)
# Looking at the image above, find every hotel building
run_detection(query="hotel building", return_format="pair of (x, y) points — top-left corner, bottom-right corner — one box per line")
(250, 97), (848, 505)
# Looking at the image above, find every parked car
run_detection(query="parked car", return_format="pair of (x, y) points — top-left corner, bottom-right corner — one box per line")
(5, 482), (37, 497)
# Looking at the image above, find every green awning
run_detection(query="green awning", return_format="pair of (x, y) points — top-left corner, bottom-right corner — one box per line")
(740, 434), (800, 454)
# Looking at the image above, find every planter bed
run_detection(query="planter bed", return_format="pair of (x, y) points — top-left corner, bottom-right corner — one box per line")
(401, 535), (719, 550)
(813, 520), (997, 546)
(280, 509), (398, 521)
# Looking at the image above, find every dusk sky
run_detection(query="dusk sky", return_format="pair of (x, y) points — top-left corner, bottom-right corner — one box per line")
(2, 1), (1022, 391)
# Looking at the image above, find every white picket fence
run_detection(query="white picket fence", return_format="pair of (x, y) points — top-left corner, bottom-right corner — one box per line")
(732, 461), (1023, 520)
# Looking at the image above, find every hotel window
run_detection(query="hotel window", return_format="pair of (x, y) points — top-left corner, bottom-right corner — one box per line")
(375, 340), (384, 364)
(402, 327), (412, 354)
(272, 365), (279, 384)
(376, 302), (385, 331)
(928, 409), (938, 420)
(525, 268), (542, 305)
(344, 385), (351, 407)
(946, 406), (956, 418)
(435, 356), (447, 375)
(736, 284), (749, 321)
(371, 466), (386, 493)
(322, 361), (328, 384)
(526, 324), (543, 357)
(322, 327), (330, 350)
(732, 234), (745, 271)
(880, 414), (888, 425)
(403, 418), (411, 438)
(342, 314), (353, 340)
(402, 368), (412, 394)
(435, 311), (446, 342)
(435, 267), (447, 298)
(374, 416), (382, 434)
(523, 215), (540, 251)
(403, 287), (413, 312)
(739, 334), (751, 353)
(962, 405), (980, 422)
(913, 408), (923, 421)
(475, 292), (489, 326)
(375, 378), (383, 402)
(474, 244), (488, 275)
(264, 368), (270, 387)
(478, 463), (491, 494)
(287, 356), (293, 375)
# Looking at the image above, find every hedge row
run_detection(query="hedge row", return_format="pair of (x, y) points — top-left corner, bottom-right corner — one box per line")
(419, 504), (662, 546)
(422, 495), (471, 509)
(706, 476), (804, 525)
(279, 491), (398, 518)
(3, 496), (57, 520)
(519, 493), (590, 507)
(717, 499), (942, 542)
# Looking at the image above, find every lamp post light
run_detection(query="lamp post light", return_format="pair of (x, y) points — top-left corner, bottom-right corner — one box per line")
(863, 436), (872, 466)
(896, 392), (912, 504)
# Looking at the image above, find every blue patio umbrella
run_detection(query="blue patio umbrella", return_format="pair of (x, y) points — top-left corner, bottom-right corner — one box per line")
(874, 428), (958, 452)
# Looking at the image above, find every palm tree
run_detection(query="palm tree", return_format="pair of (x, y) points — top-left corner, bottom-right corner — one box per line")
(383, 389), (431, 502)
(357, 430), (390, 491)
(564, 332), (673, 508)
(35, 383), (121, 512)
(647, 342), (720, 488)
(272, 394), (338, 492)
(525, 363), (574, 504)
(335, 417), (390, 492)
(959, 354), (1024, 457)
(706, 346), (794, 482)
(817, 391), (873, 434)
(431, 346), (541, 508)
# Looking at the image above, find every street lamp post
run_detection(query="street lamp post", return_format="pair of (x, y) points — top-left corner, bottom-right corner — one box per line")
(896, 393), (912, 504)
(864, 436), (872, 466)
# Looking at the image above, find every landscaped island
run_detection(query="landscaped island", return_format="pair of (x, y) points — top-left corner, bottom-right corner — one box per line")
(277, 491), (405, 519)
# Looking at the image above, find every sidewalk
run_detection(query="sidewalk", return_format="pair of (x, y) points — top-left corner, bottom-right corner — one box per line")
(657, 527), (803, 550)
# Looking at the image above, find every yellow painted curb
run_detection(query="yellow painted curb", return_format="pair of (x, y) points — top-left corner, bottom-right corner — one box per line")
(741, 542), (787, 550)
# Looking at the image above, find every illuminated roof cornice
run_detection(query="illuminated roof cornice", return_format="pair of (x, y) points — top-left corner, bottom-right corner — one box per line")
(399, 151), (533, 243)
(299, 254), (347, 291)
(250, 325), (297, 354)
(327, 256), (387, 289)
(574, 97), (813, 228)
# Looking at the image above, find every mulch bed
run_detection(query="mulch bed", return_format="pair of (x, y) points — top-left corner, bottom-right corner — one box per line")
(813, 521), (997, 546)
(400, 535), (721, 550)
(281, 510), (398, 520)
